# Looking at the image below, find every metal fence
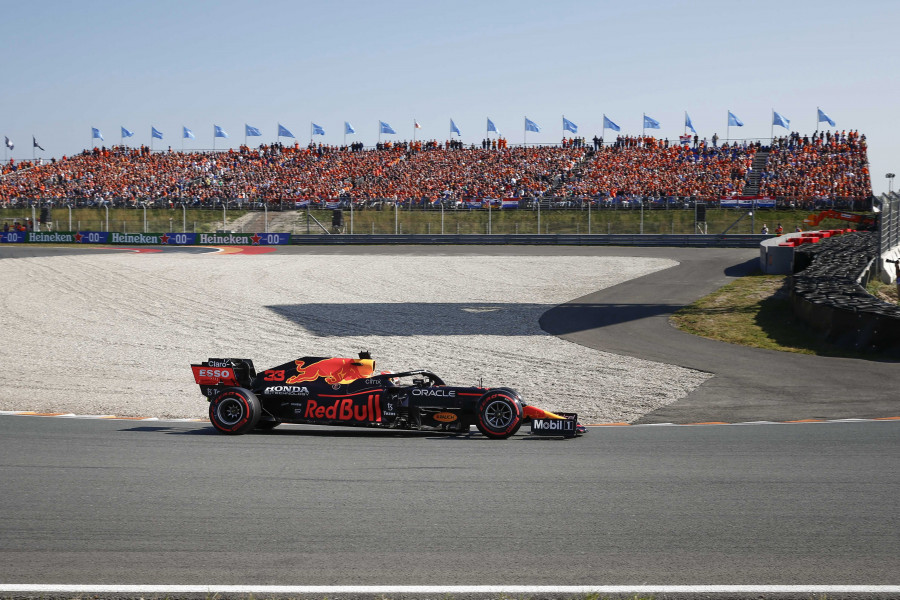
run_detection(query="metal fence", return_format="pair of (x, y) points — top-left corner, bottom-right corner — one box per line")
(879, 192), (900, 256)
(0, 195), (870, 212)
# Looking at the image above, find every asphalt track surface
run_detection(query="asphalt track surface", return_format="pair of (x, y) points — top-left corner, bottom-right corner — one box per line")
(1, 415), (898, 589)
(2, 244), (899, 596)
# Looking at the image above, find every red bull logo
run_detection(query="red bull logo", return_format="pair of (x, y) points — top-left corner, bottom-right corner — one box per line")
(285, 358), (375, 385)
(304, 395), (381, 422)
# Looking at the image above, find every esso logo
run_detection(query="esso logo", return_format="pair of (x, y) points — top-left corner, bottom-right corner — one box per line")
(199, 368), (233, 378)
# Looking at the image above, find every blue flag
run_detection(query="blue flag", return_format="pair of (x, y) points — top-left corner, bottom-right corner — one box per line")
(643, 115), (660, 129)
(772, 111), (790, 130)
(214, 125), (229, 138)
(311, 123), (325, 136)
(685, 113), (697, 134)
(121, 127), (134, 138)
(345, 121), (356, 134)
(562, 117), (578, 133)
(183, 126), (195, 140)
(602, 115), (620, 132)
(379, 121), (396, 135)
(245, 124), (262, 137)
(450, 119), (461, 136)
(817, 108), (835, 127)
(524, 117), (540, 133)
(487, 118), (498, 134)
(151, 127), (163, 140)
(92, 127), (104, 141)
(278, 124), (295, 138)
(727, 111), (744, 127)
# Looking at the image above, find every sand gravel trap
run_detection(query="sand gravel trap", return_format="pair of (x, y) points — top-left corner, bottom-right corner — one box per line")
(0, 251), (710, 423)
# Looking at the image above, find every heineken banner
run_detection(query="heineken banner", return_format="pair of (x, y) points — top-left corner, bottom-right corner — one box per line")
(1, 232), (291, 245)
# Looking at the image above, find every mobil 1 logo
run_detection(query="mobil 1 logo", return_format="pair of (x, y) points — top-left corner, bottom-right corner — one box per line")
(530, 417), (576, 438)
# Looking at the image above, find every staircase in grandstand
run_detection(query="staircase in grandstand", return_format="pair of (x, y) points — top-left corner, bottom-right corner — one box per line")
(543, 148), (594, 202)
(741, 149), (770, 196)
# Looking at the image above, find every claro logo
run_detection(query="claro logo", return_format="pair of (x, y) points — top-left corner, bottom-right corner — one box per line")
(433, 412), (458, 423)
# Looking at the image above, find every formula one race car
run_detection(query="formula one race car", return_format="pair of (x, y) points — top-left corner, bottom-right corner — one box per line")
(191, 352), (583, 439)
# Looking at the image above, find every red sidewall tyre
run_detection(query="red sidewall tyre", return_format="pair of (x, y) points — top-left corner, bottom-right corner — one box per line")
(475, 390), (523, 440)
(209, 387), (261, 435)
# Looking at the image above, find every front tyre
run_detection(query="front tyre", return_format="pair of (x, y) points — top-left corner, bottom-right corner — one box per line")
(209, 387), (261, 435)
(475, 390), (523, 440)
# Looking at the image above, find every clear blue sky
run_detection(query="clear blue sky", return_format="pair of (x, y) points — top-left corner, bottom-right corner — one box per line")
(3, 0), (898, 193)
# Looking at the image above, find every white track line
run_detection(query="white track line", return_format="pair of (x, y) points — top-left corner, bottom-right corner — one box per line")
(1, 584), (900, 594)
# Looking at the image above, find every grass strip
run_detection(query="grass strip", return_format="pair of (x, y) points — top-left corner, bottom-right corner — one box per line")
(670, 271), (895, 358)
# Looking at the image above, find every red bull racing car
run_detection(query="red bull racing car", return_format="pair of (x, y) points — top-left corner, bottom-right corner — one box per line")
(191, 352), (583, 439)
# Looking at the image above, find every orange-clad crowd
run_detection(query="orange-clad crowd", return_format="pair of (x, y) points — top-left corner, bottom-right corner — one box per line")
(560, 138), (756, 199)
(0, 133), (872, 207)
(757, 130), (870, 204)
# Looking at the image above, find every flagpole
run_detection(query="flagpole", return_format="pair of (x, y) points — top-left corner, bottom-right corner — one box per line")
(523, 116), (526, 147)
(726, 111), (730, 144)
(212, 125), (215, 153)
(150, 127), (153, 153)
(642, 113), (645, 138)
(770, 109), (774, 143)
(413, 119), (416, 143)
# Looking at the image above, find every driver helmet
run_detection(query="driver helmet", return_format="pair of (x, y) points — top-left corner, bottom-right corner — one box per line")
(380, 370), (400, 386)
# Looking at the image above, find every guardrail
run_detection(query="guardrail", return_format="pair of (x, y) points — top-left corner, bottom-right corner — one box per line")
(289, 233), (767, 247)
(880, 192), (900, 257)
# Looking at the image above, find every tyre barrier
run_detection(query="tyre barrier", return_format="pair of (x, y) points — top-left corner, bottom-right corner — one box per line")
(791, 232), (900, 350)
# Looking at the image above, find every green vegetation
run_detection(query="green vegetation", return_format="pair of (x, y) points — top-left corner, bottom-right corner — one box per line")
(671, 271), (892, 358)
(294, 207), (861, 236)
(0, 206), (867, 235)
(867, 277), (900, 305)
(0, 206), (249, 234)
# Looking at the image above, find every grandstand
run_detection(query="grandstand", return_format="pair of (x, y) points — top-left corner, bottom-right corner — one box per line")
(1, 132), (872, 209)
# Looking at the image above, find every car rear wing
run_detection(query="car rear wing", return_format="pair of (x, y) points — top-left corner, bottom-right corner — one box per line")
(191, 358), (255, 387)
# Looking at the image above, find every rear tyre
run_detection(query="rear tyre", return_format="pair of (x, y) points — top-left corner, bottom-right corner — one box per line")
(475, 390), (523, 440)
(209, 387), (261, 435)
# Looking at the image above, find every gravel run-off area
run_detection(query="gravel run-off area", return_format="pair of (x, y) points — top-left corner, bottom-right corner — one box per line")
(0, 251), (711, 423)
